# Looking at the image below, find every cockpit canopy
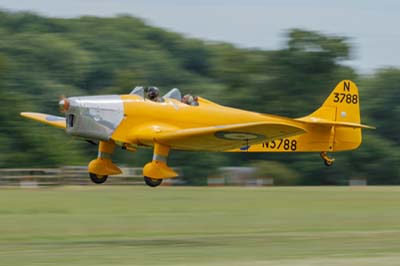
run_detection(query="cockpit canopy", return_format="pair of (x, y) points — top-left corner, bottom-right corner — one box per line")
(130, 86), (145, 98)
(162, 88), (182, 101)
(130, 86), (182, 101)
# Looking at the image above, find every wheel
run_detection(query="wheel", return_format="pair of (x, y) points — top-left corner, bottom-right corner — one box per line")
(144, 176), (163, 187)
(324, 160), (334, 167)
(89, 173), (108, 184)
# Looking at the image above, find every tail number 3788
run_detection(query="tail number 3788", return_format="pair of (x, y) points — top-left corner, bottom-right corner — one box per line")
(262, 139), (297, 151)
(333, 93), (358, 104)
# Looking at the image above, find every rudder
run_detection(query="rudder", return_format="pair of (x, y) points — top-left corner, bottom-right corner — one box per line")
(308, 80), (360, 124)
(303, 80), (362, 151)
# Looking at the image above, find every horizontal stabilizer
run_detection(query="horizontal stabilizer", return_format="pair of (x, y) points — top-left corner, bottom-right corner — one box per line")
(20, 112), (66, 129)
(297, 118), (376, 129)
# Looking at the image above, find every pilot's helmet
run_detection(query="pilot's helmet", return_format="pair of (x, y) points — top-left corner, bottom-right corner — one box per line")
(183, 94), (194, 103)
(147, 86), (159, 99)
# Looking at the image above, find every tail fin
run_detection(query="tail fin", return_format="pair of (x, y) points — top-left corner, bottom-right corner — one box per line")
(299, 80), (374, 151)
(307, 80), (361, 124)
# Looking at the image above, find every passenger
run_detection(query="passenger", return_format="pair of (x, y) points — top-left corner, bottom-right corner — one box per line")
(182, 94), (199, 106)
(146, 87), (161, 102)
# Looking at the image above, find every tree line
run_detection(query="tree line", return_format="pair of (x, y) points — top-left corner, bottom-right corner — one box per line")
(0, 11), (398, 184)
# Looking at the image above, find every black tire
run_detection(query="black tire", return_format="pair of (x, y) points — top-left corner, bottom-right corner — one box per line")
(89, 173), (109, 184)
(144, 176), (162, 187)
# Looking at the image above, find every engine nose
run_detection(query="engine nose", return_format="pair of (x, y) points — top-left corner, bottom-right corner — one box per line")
(59, 98), (70, 112)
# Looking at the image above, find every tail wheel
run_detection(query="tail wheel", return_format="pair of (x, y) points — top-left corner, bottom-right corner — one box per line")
(144, 176), (162, 187)
(320, 152), (335, 167)
(324, 160), (334, 167)
(89, 173), (109, 184)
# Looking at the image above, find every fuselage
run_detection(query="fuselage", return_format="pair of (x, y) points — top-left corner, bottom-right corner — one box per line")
(63, 91), (362, 153)
(64, 94), (302, 149)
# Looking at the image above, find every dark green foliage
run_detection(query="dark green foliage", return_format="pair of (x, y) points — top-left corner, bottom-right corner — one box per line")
(0, 11), (398, 184)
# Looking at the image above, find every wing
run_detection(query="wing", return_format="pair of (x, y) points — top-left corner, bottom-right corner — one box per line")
(154, 122), (305, 151)
(20, 112), (66, 129)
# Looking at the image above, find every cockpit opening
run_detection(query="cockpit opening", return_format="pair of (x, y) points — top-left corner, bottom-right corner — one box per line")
(181, 94), (199, 106)
(130, 86), (199, 106)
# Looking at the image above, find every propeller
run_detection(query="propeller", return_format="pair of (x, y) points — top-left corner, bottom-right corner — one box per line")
(58, 95), (70, 113)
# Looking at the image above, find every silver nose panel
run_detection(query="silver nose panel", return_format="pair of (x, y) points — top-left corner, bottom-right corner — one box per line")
(66, 95), (124, 140)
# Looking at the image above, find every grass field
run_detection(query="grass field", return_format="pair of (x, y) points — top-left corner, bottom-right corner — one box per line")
(0, 186), (400, 266)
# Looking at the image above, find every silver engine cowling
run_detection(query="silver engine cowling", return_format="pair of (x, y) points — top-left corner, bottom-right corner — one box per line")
(63, 95), (124, 141)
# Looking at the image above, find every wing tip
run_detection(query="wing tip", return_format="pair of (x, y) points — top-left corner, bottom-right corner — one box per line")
(19, 112), (66, 129)
(20, 111), (31, 117)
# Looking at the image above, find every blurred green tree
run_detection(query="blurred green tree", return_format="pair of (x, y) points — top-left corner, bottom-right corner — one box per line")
(0, 11), (397, 184)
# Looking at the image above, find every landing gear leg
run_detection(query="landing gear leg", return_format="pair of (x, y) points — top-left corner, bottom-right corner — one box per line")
(143, 143), (177, 187)
(88, 141), (122, 184)
(320, 151), (335, 167)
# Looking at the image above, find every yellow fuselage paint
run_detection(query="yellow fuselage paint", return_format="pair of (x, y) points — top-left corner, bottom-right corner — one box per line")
(111, 94), (358, 153)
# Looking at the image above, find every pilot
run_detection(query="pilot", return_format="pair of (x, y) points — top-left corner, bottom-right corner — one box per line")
(182, 94), (199, 106)
(146, 87), (160, 102)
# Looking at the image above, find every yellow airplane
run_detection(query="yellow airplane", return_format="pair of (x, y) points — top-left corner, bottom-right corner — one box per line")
(21, 80), (374, 187)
